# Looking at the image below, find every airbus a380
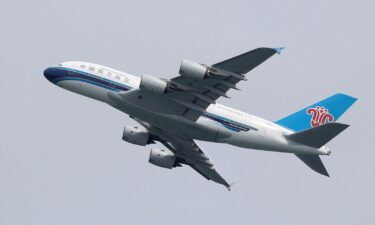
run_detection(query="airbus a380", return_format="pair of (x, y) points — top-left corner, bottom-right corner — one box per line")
(44, 48), (357, 190)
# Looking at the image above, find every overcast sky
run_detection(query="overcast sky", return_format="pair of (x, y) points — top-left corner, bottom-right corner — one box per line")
(1, 0), (374, 225)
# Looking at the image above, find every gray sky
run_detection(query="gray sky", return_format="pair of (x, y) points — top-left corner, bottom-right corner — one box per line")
(1, 0), (374, 224)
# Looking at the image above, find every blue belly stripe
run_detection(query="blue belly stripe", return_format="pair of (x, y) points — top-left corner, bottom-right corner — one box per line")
(202, 112), (255, 132)
(54, 77), (122, 92)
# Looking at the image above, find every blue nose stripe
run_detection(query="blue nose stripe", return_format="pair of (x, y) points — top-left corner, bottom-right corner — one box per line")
(43, 67), (59, 83)
(43, 66), (132, 92)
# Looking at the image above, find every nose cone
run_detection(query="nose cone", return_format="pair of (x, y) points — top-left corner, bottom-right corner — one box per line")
(44, 67), (58, 84)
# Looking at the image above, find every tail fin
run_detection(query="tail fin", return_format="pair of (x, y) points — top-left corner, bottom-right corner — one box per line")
(275, 93), (357, 132)
(287, 122), (349, 148)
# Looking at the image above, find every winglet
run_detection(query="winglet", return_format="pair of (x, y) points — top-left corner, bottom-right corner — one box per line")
(273, 47), (285, 54)
(227, 182), (236, 191)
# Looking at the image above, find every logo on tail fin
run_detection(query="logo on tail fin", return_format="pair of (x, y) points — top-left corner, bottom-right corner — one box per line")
(306, 106), (334, 127)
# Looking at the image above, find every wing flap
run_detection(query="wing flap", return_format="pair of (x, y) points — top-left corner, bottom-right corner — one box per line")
(169, 47), (281, 121)
(190, 164), (230, 188)
(152, 133), (231, 189)
(114, 48), (282, 122)
(130, 111), (232, 189)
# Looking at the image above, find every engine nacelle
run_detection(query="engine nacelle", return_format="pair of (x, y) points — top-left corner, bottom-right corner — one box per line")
(179, 60), (208, 80)
(149, 148), (176, 169)
(140, 74), (168, 94)
(122, 126), (151, 146)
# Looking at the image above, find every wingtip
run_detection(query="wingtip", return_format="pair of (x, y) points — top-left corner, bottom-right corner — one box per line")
(226, 182), (236, 191)
(273, 47), (285, 54)
(321, 169), (330, 177)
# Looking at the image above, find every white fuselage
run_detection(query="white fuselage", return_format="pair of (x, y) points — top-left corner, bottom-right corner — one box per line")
(44, 61), (329, 155)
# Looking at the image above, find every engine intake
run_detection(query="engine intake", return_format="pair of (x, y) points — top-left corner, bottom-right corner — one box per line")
(140, 74), (168, 94)
(179, 60), (208, 80)
(149, 148), (176, 169)
(122, 126), (151, 146)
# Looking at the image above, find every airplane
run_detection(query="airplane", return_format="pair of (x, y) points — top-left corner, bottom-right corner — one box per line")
(44, 47), (357, 190)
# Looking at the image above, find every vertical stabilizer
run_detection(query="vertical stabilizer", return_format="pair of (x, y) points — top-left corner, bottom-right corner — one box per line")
(275, 93), (357, 132)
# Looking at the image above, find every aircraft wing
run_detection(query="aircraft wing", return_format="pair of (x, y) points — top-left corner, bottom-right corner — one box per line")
(130, 119), (231, 189)
(168, 47), (282, 120)
(108, 48), (281, 122)
(163, 140), (231, 190)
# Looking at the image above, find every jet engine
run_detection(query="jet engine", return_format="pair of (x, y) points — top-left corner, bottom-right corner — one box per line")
(139, 74), (168, 94)
(148, 148), (176, 169)
(122, 126), (151, 146)
(179, 60), (208, 80)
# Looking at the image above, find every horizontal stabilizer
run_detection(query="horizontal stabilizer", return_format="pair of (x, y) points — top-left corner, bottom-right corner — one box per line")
(296, 154), (329, 176)
(287, 122), (349, 148)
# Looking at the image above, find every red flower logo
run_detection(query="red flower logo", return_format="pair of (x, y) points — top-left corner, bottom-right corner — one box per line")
(306, 106), (334, 127)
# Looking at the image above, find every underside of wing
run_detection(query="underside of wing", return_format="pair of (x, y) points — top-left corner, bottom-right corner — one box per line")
(168, 47), (282, 120)
(212, 47), (283, 74)
(109, 47), (282, 121)
(130, 121), (232, 190)
(165, 141), (231, 189)
(189, 163), (231, 189)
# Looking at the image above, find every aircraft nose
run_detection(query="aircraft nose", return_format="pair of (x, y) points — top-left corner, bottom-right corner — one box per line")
(43, 67), (58, 83)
